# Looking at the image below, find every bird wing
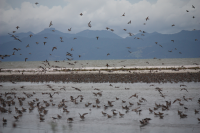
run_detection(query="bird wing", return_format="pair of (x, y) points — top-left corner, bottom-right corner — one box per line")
(83, 113), (88, 116)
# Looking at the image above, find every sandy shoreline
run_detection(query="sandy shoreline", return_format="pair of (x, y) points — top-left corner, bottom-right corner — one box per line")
(0, 65), (200, 75)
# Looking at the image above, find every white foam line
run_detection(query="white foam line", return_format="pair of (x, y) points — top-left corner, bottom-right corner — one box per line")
(1, 65), (199, 72)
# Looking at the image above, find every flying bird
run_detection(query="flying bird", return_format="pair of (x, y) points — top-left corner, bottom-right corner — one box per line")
(35, 2), (39, 5)
(25, 58), (28, 62)
(88, 21), (92, 28)
(192, 5), (195, 8)
(146, 16), (149, 21)
(68, 28), (71, 31)
(127, 20), (131, 24)
(52, 47), (57, 51)
(107, 53), (110, 56)
(26, 44), (29, 48)
(49, 21), (53, 27)
(79, 113), (88, 120)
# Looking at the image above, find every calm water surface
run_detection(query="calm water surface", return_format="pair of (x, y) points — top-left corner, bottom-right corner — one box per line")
(0, 58), (200, 69)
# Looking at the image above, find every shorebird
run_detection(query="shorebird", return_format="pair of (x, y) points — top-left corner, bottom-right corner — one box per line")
(3, 118), (7, 123)
(172, 24), (175, 27)
(29, 34), (33, 37)
(57, 115), (62, 119)
(80, 13), (83, 16)
(52, 47), (57, 51)
(186, 10), (189, 12)
(192, 5), (195, 8)
(35, 2), (39, 5)
(88, 21), (92, 28)
(122, 13), (125, 16)
(195, 109), (199, 114)
(127, 20), (131, 24)
(14, 116), (19, 120)
(49, 21), (53, 27)
(79, 113), (88, 120)
(119, 112), (124, 117)
(43, 42), (46, 45)
(106, 27), (109, 30)
(107, 114), (112, 118)
(25, 58), (28, 62)
(68, 28), (71, 31)
(149, 108), (153, 113)
(181, 88), (188, 92)
(67, 118), (73, 122)
(26, 44), (29, 48)
(146, 16), (149, 21)
(96, 36), (99, 40)
(16, 26), (20, 29)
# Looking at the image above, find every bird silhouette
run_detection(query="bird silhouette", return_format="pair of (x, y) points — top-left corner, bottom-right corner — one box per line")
(52, 47), (57, 51)
(49, 21), (53, 27)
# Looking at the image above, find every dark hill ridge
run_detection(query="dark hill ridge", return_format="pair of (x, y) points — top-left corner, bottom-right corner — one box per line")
(0, 29), (199, 61)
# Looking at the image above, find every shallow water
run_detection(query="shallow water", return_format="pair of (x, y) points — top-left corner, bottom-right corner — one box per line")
(1, 58), (200, 69)
(0, 82), (200, 133)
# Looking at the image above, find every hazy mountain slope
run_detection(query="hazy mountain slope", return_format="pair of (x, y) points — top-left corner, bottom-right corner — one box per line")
(0, 29), (199, 61)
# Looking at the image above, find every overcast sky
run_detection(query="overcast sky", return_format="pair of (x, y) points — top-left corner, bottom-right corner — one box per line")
(0, 0), (199, 38)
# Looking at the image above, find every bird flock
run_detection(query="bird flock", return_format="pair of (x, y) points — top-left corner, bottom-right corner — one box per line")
(0, 82), (200, 130)
(0, 1), (200, 131)
(0, 2), (198, 65)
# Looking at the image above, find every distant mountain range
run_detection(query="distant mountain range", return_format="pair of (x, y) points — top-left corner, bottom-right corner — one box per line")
(0, 28), (199, 61)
